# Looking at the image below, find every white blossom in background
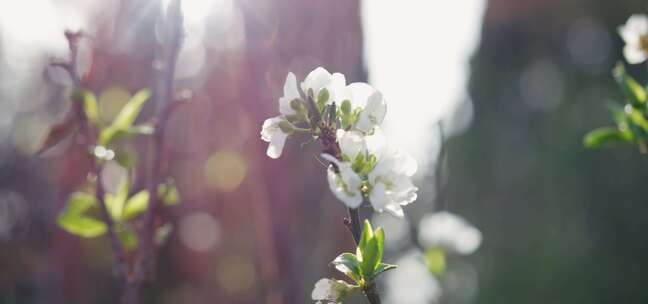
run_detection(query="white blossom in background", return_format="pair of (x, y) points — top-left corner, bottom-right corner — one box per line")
(418, 211), (482, 255)
(311, 278), (356, 304)
(384, 250), (442, 304)
(618, 14), (648, 64)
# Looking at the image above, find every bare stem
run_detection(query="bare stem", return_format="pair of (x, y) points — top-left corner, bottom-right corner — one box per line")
(135, 0), (184, 289)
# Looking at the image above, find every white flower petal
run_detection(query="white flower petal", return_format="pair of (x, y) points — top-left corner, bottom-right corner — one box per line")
(260, 116), (289, 159)
(312, 279), (335, 300)
(624, 44), (647, 64)
(301, 67), (332, 98)
(278, 72), (300, 116)
(267, 131), (288, 159)
(365, 127), (387, 159)
(337, 129), (366, 159)
(355, 91), (386, 133)
(326, 163), (363, 209)
(311, 278), (353, 302)
(369, 181), (389, 211)
(346, 82), (376, 108)
(384, 203), (405, 218)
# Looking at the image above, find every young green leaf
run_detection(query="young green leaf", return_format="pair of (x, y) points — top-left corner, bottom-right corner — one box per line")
(58, 214), (107, 237)
(99, 88), (151, 145)
(583, 127), (630, 148)
(331, 252), (363, 282)
(105, 181), (129, 220)
(361, 231), (381, 277)
(373, 263), (397, 277)
(122, 190), (150, 220)
(57, 192), (107, 237)
(356, 219), (373, 258)
(613, 63), (646, 107)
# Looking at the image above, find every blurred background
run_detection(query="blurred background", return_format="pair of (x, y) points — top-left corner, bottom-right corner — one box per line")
(2, 0), (648, 303)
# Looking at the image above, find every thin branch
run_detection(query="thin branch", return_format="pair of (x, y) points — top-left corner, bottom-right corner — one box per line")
(137, 0), (184, 283)
(54, 30), (131, 296)
(95, 165), (129, 279)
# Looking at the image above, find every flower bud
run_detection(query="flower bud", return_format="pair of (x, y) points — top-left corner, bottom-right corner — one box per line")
(341, 99), (352, 114)
(278, 120), (295, 134)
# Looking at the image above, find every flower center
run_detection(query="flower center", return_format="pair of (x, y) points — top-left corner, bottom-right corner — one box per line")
(640, 35), (648, 53)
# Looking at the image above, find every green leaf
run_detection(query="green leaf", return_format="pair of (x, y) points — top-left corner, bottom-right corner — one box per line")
(374, 227), (384, 266)
(373, 263), (397, 277)
(361, 227), (384, 278)
(99, 88), (151, 145)
(614, 63), (646, 107)
(158, 182), (180, 205)
(57, 192), (107, 237)
(64, 192), (97, 214)
(356, 219), (373, 258)
(58, 214), (107, 237)
(583, 127), (631, 148)
(122, 190), (150, 220)
(114, 150), (136, 168)
(331, 252), (363, 282)
(105, 181), (129, 221)
(110, 89), (151, 130)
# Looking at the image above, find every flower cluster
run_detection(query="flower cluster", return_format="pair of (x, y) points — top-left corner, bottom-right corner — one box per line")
(260, 67), (418, 217)
(619, 14), (648, 64)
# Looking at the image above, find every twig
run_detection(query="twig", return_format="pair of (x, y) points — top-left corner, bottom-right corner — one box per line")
(136, 0), (184, 285)
(54, 30), (130, 297)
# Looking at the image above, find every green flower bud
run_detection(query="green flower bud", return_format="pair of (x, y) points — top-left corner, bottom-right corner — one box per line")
(317, 88), (330, 110)
(341, 100), (352, 114)
(278, 120), (295, 134)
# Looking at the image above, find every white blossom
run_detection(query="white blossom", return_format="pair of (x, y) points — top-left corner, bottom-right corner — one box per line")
(301, 67), (348, 104)
(322, 154), (363, 208)
(311, 278), (355, 303)
(418, 211), (482, 255)
(278, 72), (301, 116)
(346, 83), (387, 133)
(337, 129), (366, 159)
(260, 116), (289, 159)
(618, 14), (648, 64)
(367, 146), (418, 218)
(384, 250), (442, 304)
